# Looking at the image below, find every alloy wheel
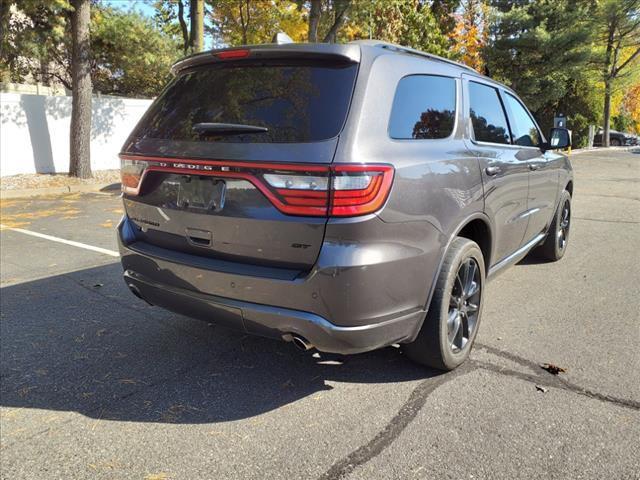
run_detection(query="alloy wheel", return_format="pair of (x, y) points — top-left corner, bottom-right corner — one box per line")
(557, 200), (571, 252)
(447, 257), (481, 352)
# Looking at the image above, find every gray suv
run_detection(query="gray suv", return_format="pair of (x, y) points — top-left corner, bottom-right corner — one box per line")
(118, 41), (573, 370)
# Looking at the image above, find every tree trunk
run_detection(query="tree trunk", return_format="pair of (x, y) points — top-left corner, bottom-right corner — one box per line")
(308, 0), (321, 42)
(177, 0), (190, 54)
(601, 19), (615, 148)
(322, 1), (350, 43)
(239, 0), (249, 45)
(69, 0), (92, 179)
(190, 0), (204, 52)
(603, 79), (612, 147)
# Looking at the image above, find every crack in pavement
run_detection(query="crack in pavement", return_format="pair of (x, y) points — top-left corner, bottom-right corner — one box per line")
(573, 217), (640, 224)
(474, 343), (640, 411)
(318, 344), (638, 480)
(317, 363), (475, 480)
(473, 360), (640, 411)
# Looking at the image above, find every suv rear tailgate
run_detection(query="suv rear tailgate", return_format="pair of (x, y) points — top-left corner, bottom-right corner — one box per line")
(120, 49), (359, 270)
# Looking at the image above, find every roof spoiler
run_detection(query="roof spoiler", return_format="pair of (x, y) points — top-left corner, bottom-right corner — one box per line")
(171, 43), (361, 75)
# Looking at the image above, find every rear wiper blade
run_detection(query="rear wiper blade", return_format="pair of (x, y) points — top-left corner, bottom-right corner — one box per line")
(192, 122), (268, 136)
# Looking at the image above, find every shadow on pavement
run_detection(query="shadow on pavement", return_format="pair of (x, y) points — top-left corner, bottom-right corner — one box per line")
(0, 263), (434, 424)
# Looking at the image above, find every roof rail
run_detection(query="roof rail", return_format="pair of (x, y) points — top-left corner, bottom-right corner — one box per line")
(351, 40), (478, 73)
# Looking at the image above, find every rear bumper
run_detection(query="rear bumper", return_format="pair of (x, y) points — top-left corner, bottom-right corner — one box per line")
(118, 215), (441, 354)
(123, 268), (423, 354)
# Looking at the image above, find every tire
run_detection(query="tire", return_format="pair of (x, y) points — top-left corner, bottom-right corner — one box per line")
(536, 190), (571, 261)
(611, 138), (621, 146)
(403, 237), (485, 371)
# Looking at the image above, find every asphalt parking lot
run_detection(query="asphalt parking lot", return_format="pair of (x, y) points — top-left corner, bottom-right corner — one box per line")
(1, 149), (639, 480)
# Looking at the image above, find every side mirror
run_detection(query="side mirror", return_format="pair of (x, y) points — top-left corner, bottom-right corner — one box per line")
(545, 128), (571, 151)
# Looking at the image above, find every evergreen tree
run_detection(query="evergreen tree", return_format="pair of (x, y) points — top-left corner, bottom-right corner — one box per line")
(484, 0), (596, 145)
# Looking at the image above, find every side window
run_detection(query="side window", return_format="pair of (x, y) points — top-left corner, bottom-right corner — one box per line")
(503, 93), (541, 147)
(468, 81), (511, 145)
(389, 75), (456, 139)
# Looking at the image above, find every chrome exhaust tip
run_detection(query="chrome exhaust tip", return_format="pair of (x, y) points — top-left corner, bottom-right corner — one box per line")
(283, 333), (314, 351)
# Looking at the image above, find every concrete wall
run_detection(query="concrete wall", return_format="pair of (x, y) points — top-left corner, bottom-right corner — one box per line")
(0, 92), (152, 177)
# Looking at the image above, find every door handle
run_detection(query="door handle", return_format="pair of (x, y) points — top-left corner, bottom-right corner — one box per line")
(529, 163), (540, 171)
(485, 166), (501, 176)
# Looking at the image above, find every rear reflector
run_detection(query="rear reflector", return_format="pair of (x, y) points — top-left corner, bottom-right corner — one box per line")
(120, 155), (394, 217)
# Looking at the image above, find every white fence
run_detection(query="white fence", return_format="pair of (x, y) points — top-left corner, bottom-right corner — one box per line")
(0, 92), (153, 177)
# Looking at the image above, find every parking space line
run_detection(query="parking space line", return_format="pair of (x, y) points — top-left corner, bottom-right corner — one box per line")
(0, 224), (119, 257)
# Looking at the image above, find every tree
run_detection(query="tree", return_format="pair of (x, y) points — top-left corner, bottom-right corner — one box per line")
(595, 0), (640, 146)
(452, 0), (489, 71)
(484, 0), (596, 145)
(191, 0), (204, 51)
(210, 1), (307, 46)
(344, 0), (451, 57)
(152, 0), (205, 53)
(4, 3), (180, 98)
(302, 0), (352, 43)
(0, 0), (71, 85)
(91, 7), (180, 97)
(212, 0), (280, 45)
(69, 0), (92, 178)
(431, 0), (459, 39)
(620, 82), (640, 133)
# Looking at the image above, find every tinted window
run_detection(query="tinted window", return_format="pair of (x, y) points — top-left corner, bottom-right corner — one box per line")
(389, 75), (456, 139)
(504, 93), (540, 147)
(468, 82), (511, 144)
(131, 62), (357, 143)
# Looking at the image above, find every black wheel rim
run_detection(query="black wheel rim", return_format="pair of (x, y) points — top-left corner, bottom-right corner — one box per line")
(557, 199), (570, 252)
(448, 257), (481, 353)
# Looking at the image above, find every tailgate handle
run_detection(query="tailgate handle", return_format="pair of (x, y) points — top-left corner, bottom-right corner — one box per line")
(185, 228), (212, 247)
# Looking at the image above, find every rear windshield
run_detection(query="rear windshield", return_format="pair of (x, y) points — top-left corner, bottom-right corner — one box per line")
(131, 61), (357, 144)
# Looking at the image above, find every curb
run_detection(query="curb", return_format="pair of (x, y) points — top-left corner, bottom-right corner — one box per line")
(0, 182), (121, 200)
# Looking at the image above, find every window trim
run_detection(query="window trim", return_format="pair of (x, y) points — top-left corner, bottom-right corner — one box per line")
(466, 80), (514, 147)
(501, 91), (545, 150)
(387, 74), (459, 142)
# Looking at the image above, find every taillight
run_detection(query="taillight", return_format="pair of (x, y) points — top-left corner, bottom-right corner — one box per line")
(263, 172), (330, 216)
(260, 165), (394, 216)
(330, 165), (394, 217)
(120, 158), (147, 195)
(119, 155), (394, 217)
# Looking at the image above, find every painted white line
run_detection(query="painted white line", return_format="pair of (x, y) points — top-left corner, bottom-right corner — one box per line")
(0, 224), (120, 257)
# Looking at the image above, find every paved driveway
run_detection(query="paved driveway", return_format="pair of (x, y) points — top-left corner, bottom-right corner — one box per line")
(1, 149), (639, 480)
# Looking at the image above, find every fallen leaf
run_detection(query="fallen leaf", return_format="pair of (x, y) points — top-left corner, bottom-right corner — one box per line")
(540, 363), (566, 375)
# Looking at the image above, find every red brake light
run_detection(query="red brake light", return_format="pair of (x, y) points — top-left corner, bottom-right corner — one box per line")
(119, 155), (394, 217)
(215, 49), (250, 60)
(330, 165), (394, 217)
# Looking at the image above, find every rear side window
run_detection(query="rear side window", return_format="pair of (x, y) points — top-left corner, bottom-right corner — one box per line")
(468, 81), (511, 145)
(131, 62), (358, 144)
(389, 75), (456, 139)
(503, 93), (540, 147)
